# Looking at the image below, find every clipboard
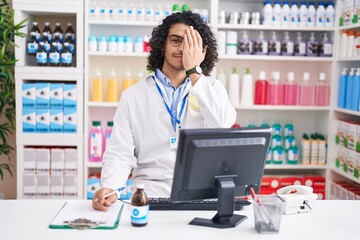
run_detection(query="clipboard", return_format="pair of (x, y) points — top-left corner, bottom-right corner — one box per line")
(49, 200), (124, 230)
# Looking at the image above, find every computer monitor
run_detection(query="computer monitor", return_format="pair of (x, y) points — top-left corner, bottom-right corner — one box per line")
(170, 127), (272, 229)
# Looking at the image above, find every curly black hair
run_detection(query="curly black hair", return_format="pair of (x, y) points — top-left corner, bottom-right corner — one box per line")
(147, 11), (218, 76)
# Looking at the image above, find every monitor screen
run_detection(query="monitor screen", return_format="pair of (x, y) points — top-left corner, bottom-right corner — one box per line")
(170, 127), (272, 228)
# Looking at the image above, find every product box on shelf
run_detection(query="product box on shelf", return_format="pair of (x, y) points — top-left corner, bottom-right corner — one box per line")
(335, 120), (346, 146)
(22, 108), (36, 132)
(50, 108), (63, 133)
(23, 148), (37, 172)
(340, 0), (355, 26)
(259, 176), (281, 195)
(50, 83), (63, 109)
(63, 84), (77, 108)
(63, 107), (77, 133)
(64, 173), (78, 198)
(23, 173), (37, 198)
(35, 82), (50, 108)
(22, 83), (36, 107)
(354, 151), (360, 178)
(345, 121), (357, 151)
(50, 148), (65, 173)
(279, 176), (304, 187)
(87, 174), (101, 200)
(36, 148), (50, 172)
(36, 173), (51, 198)
(36, 108), (50, 133)
(50, 174), (64, 198)
(357, 124), (360, 152)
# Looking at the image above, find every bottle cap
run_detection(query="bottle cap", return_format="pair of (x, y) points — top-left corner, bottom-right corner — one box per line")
(136, 183), (145, 189)
(319, 72), (326, 81)
(287, 72), (295, 82)
(172, 4), (180, 12)
(89, 35), (97, 42)
(259, 71), (266, 80)
(107, 121), (114, 127)
(303, 72), (310, 81)
(181, 4), (189, 12)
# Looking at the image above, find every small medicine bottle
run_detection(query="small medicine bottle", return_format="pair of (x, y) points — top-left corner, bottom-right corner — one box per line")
(131, 183), (149, 227)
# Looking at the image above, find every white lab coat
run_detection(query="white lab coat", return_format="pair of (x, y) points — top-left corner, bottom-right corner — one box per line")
(101, 73), (237, 197)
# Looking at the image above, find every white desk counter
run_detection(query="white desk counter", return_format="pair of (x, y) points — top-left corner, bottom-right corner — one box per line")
(0, 200), (358, 240)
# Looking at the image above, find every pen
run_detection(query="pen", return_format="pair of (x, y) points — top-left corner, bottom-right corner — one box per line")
(95, 187), (125, 202)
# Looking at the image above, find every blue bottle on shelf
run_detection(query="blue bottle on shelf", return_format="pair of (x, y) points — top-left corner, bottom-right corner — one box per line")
(352, 68), (360, 111)
(338, 68), (347, 108)
(345, 68), (355, 110)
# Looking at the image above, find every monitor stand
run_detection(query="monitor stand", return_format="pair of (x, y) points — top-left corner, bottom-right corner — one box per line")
(189, 175), (247, 229)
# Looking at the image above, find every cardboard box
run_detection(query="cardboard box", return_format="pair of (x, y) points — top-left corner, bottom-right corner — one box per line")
(37, 173), (51, 198)
(22, 83), (36, 107)
(22, 107), (36, 132)
(50, 83), (63, 108)
(63, 107), (77, 133)
(36, 148), (50, 172)
(64, 173), (77, 198)
(23, 148), (37, 172)
(23, 173), (37, 198)
(340, 0), (354, 26)
(36, 108), (50, 133)
(50, 174), (64, 198)
(64, 148), (77, 172)
(260, 176), (281, 195)
(36, 82), (50, 108)
(50, 108), (63, 133)
(345, 121), (357, 150)
(51, 148), (64, 173)
(63, 84), (76, 108)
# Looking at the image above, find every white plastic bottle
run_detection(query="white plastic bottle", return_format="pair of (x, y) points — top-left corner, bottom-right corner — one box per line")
(127, 3), (136, 21)
(117, 3), (127, 21)
(340, 31), (348, 58)
(306, 32), (318, 56)
(294, 32), (306, 56)
(281, 1), (291, 26)
(217, 68), (227, 90)
(298, 1), (308, 27)
(307, 1), (316, 27)
(136, 3), (146, 22)
(89, 0), (99, 20)
(238, 31), (253, 55)
(164, 4), (172, 17)
(273, 0), (282, 26)
(254, 31), (268, 55)
(347, 30), (355, 58)
(325, 1), (335, 27)
(154, 4), (164, 22)
(99, 1), (109, 21)
(262, 0), (273, 26)
(109, 1), (117, 21)
(241, 68), (254, 106)
(316, 2), (326, 28)
(289, 1), (299, 27)
(145, 4), (154, 21)
(228, 67), (240, 107)
(281, 31), (294, 56)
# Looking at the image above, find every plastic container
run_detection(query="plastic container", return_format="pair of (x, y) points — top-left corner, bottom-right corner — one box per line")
(107, 68), (119, 102)
(340, 31), (348, 58)
(254, 31), (268, 55)
(104, 121), (113, 153)
(98, 35), (107, 52)
(262, 0), (273, 26)
(241, 68), (253, 106)
(272, 1), (282, 26)
(122, 69), (133, 93)
(352, 68), (360, 111)
(347, 30), (355, 58)
(338, 68), (348, 108)
(316, 2), (326, 27)
(281, 32), (294, 56)
(314, 72), (330, 106)
(228, 67), (240, 107)
(238, 31), (253, 55)
(345, 68), (355, 109)
(325, 1), (335, 27)
(319, 33), (332, 57)
(268, 71), (284, 105)
(289, 1), (299, 27)
(89, 121), (103, 162)
(268, 31), (281, 55)
(88, 35), (98, 52)
(254, 71), (269, 105)
(92, 68), (104, 102)
(131, 183), (149, 227)
(283, 72), (298, 105)
(306, 32), (318, 57)
(307, 1), (316, 27)
(299, 1), (307, 27)
(253, 196), (285, 234)
(217, 68), (227, 90)
(281, 1), (290, 26)
(298, 72), (315, 106)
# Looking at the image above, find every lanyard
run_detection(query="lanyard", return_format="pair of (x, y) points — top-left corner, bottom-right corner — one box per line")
(153, 78), (189, 132)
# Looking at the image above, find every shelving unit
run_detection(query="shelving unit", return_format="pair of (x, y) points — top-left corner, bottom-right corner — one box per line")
(13, 0), (84, 199)
(81, 0), (341, 199)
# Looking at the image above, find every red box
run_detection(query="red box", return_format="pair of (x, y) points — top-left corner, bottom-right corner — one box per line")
(260, 176), (281, 195)
(280, 176), (304, 187)
(303, 176), (326, 189)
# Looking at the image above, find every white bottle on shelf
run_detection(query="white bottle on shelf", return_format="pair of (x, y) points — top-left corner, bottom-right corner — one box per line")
(228, 67), (240, 107)
(145, 4), (154, 21)
(127, 3), (136, 21)
(99, 2), (109, 21)
(136, 4), (146, 22)
(316, 1), (326, 28)
(154, 4), (164, 22)
(109, 1), (117, 21)
(340, 31), (348, 58)
(325, 1), (335, 27)
(307, 1), (316, 27)
(241, 68), (254, 106)
(289, 1), (299, 27)
(89, 0), (99, 20)
(217, 68), (227, 90)
(117, 3), (127, 21)
(281, 31), (294, 56)
(299, 1), (308, 27)
(273, 0), (282, 26)
(262, 0), (273, 26)
(281, 1), (291, 26)
(347, 30), (355, 58)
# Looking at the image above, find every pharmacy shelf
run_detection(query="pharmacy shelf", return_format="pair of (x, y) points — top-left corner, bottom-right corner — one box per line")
(235, 105), (330, 111)
(265, 164), (327, 170)
(16, 133), (83, 146)
(87, 102), (118, 108)
(88, 19), (159, 27)
(15, 66), (83, 80)
(218, 55), (333, 61)
(217, 24), (335, 32)
(337, 57), (360, 61)
(339, 22), (360, 31)
(334, 108), (360, 117)
(88, 52), (149, 57)
(331, 167), (360, 184)
(87, 162), (103, 168)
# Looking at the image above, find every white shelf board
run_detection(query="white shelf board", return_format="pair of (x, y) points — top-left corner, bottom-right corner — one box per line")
(339, 23), (360, 31)
(87, 102), (118, 107)
(331, 166), (360, 184)
(265, 164), (327, 170)
(337, 57), (360, 61)
(219, 55), (333, 61)
(16, 133), (83, 146)
(217, 24), (335, 32)
(235, 105), (330, 111)
(15, 66), (83, 75)
(88, 20), (159, 27)
(334, 108), (360, 116)
(87, 162), (103, 168)
(87, 52), (149, 57)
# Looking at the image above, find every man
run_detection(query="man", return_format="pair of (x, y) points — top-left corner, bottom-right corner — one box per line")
(93, 11), (236, 211)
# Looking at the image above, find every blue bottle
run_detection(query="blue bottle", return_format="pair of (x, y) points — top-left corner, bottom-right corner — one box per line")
(352, 68), (360, 111)
(345, 68), (355, 109)
(338, 68), (347, 108)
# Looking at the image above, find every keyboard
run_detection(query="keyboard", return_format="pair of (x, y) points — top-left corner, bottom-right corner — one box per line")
(148, 198), (251, 211)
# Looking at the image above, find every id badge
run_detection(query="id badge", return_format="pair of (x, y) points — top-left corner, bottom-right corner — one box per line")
(170, 136), (178, 152)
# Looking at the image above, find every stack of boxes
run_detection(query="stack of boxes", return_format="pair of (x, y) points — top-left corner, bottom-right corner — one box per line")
(22, 82), (77, 133)
(335, 120), (360, 179)
(23, 147), (78, 198)
(340, 0), (360, 26)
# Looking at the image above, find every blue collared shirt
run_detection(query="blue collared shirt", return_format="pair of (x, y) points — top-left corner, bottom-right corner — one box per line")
(155, 69), (190, 131)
